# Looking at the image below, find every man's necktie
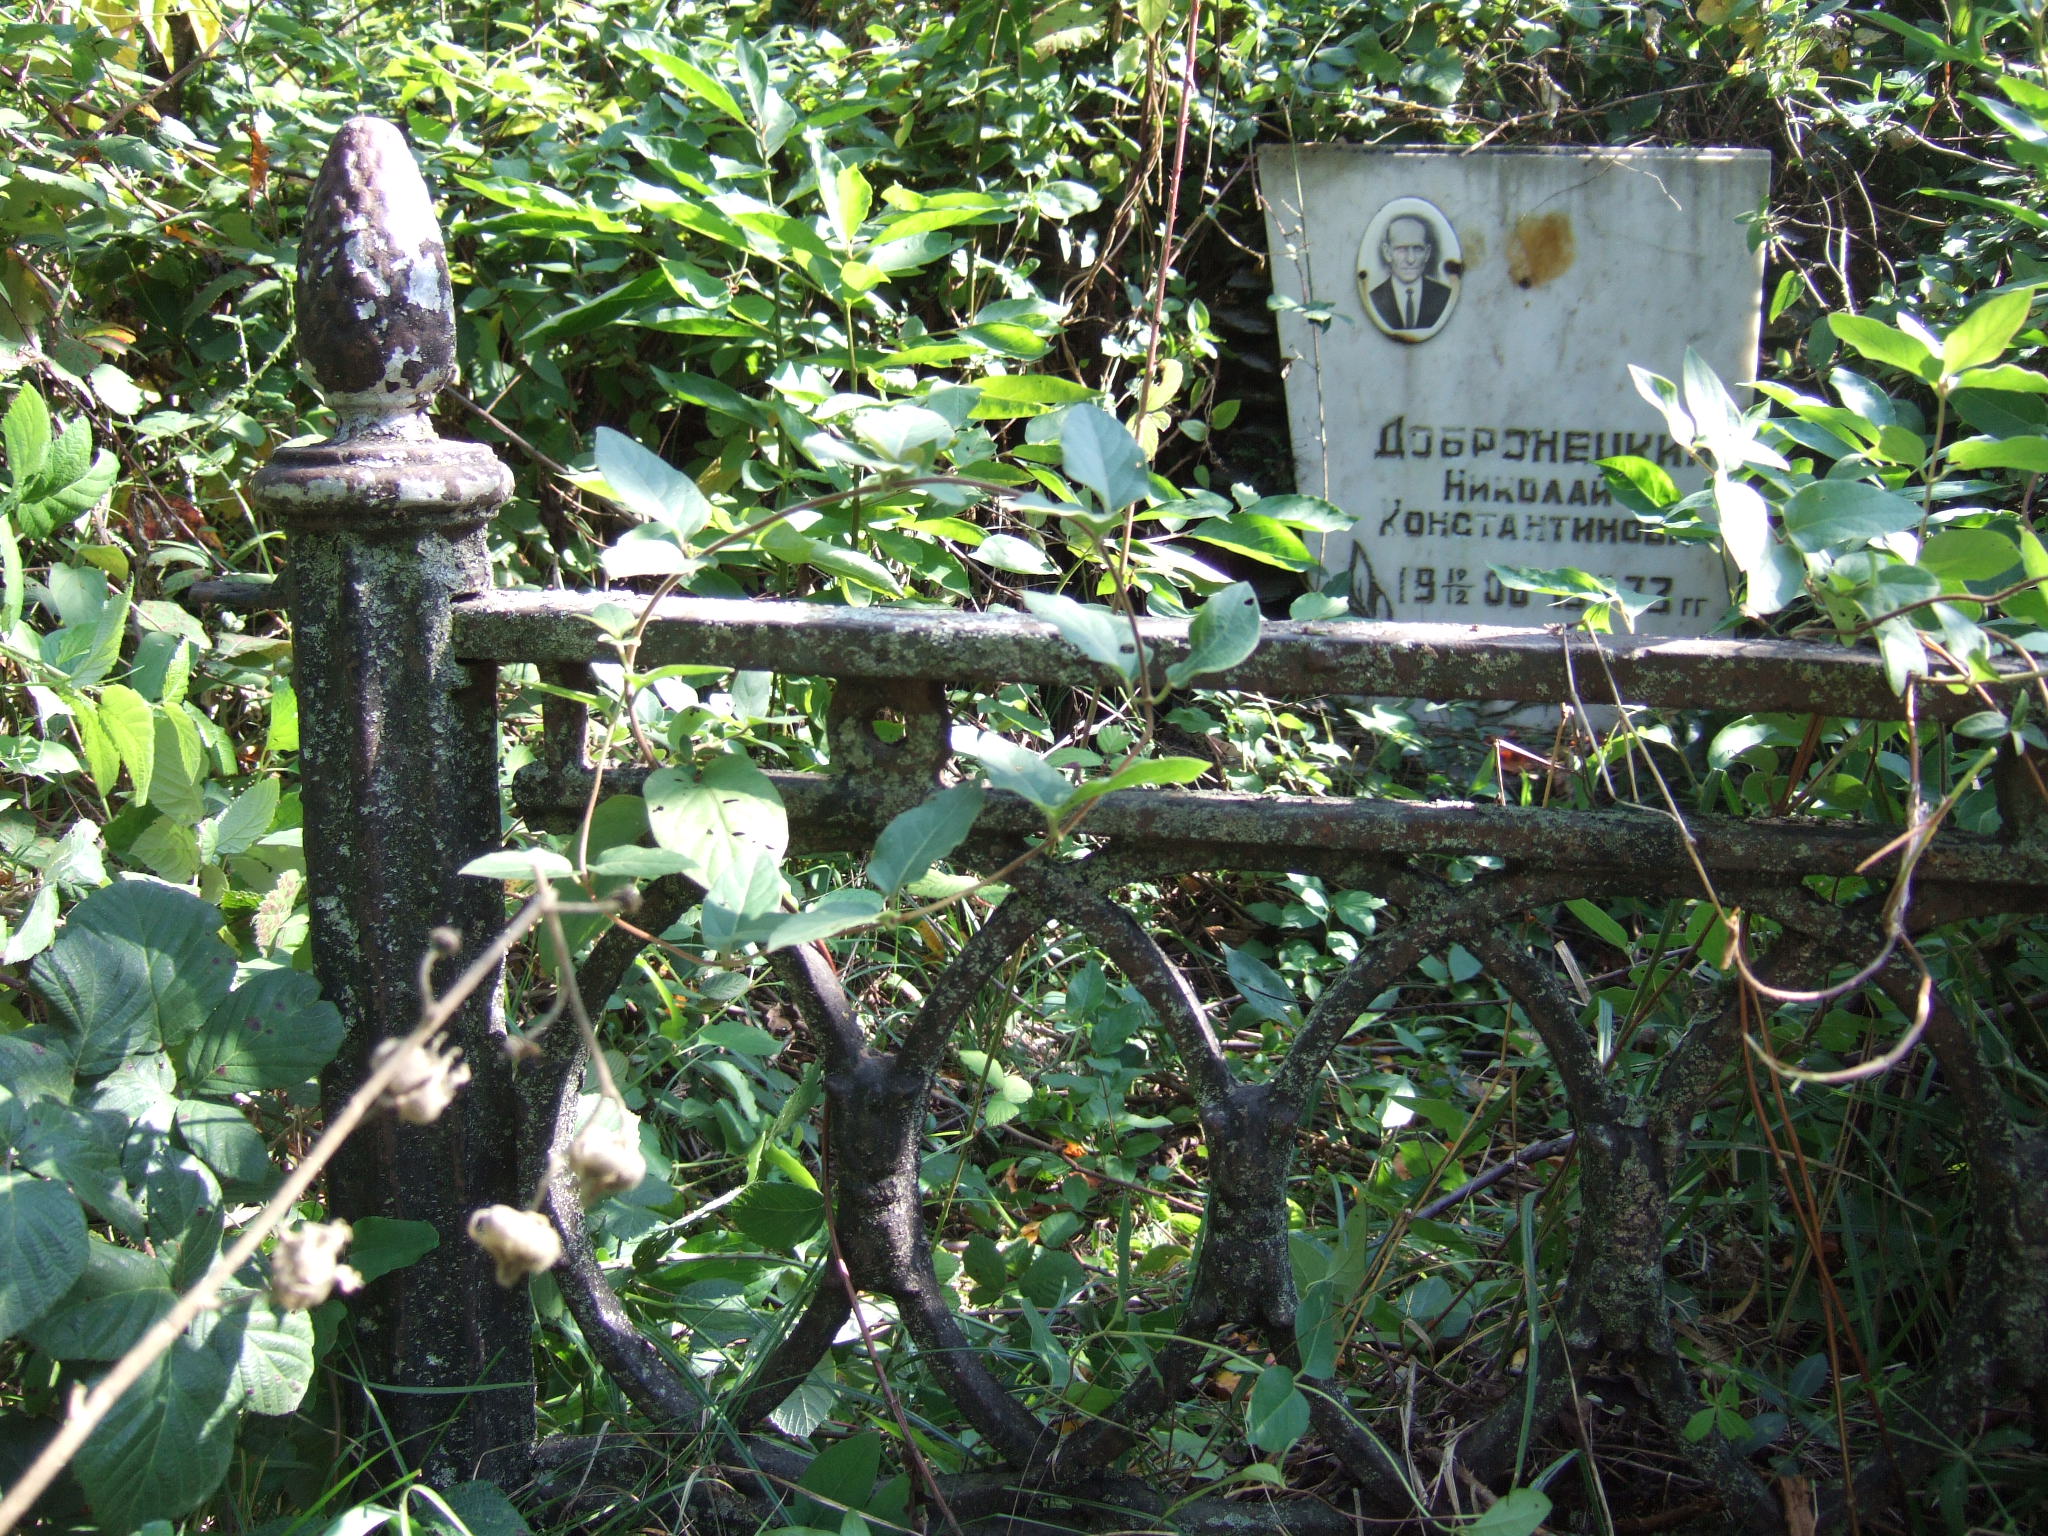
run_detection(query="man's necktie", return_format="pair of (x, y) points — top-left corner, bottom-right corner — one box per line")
(1403, 289), (1416, 328)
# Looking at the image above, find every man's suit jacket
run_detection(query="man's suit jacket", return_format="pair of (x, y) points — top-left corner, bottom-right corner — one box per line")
(1368, 276), (1451, 332)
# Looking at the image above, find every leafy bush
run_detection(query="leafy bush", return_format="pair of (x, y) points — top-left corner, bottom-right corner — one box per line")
(1, 879), (342, 1528)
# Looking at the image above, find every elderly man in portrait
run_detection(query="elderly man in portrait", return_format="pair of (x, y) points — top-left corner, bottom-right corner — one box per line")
(1367, 214), (1451, 333)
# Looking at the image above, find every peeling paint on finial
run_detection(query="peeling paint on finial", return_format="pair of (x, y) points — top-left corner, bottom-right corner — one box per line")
(296, 117), (457, 440)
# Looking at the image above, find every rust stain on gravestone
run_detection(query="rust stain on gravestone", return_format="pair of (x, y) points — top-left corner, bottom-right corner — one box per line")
(1507, 211), (1575, 288)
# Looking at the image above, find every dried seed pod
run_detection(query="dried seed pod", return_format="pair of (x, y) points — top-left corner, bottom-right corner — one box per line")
(467, 1205), (561, 1287)
(569, 1125), (647, 1207)
(371, 1034), (472, 1124)
(271, 1220), (364, 1311)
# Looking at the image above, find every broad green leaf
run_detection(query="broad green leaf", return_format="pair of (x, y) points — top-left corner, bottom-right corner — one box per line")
(869, 783), (985, 897)
(629, 41), (747, 125)
(1468, 1488), (1553, 1536)
(71, 1334), (238, 1531)
(24, 1237), (172, 1359)
(1947, 434), (2048, 472)
(1295, 1279), (1337, 1378)
(0, 1032), (72, 1105)
(1186, 515), (1315, 571)
(1023, 590), (1141, 681)
(1136, 0), (1171, 35)
(645, 751), (790, 895)
(592, 427), (714, 541)
(99, 683), (155, 803)
(0, 1173), (87, 1337)
(1829, 313), (1938, 381)
(1224, 945), (1297, 1025)
(1628, 366), (1693, 446)
(587, 845), (696, 879)
(794, 1430), (882, 1527)
(1246, 1364), (1310, 1454)
(762, 889), (887, 949)
(1059, 403), (1152, 514)
(14, 1097), (141, 1237)
(1166, 580), (1259, 688)
(958, 729), (1072, 813)
(459, 848), (577, 880)
(730, 1181), (823, 1249)
(3, 383), (52, 486)
(850, 403), (953, 466)
(430, 1482), (536, 1536)
(32, 881), (235, 1075)
(1920, 528), (2020, 584)
(208, 1292), (316, 1416)
(1681, 346), (1746, 457)
(175, 1099), (276, 1196)
(2009, 529), (2048, 626)
(1566, 898), (1633, 952)
(70, 694), (119, 794)
(182, 967), (343, 1095)
(968, 375), (1098, 419)
(210, 775), (278, 859)
(1061, 755), (1210, 812)
(969, 533), (1056, 575)
(148, 703), (207, 822)
(1941, 286), (2034, 373)
(1241, 493), (1352, 531)
(1781, 479), (1922, 552)
(349, 1216), (440, 1284)
(1952, 364), (2048, 393)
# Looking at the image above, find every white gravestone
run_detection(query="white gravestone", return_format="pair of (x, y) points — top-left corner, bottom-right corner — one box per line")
(1259, 146), (1769, 635)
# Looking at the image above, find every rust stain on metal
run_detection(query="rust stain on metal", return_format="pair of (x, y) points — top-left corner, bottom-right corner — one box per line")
(1507, 212), (1575, 289)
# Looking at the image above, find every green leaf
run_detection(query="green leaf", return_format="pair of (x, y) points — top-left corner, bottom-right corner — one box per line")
(1920, 528), (2020, 584)
(23, 1237), (172, 1359)
(433, 1482), (536, 1536)
(762, 889), (887, 949)
(645, 751), (790, 903)
(210, 774), (278, 859)
(148, 703), (207, 822)
(1468, 1488), (1553, 1536)
(71, 1334), (238, 1530)
(1241, 493), (1352, 531)
(730, 1181), (824, 1249)
(1224, 946), (1298, 1025)
(795, 1430), (882, 1526)
(348, 1217), (440, 1284)
(1829, 313), (1938, 381)
(959, 730), (1071, 814)
(1566, 898), (1632, 953)
(1246, 1364), (1310, 1455)
(1781, 479), (1922, 552)
(3, 383), (52, 487)
(1166, 581), (1260, 688)
(1947, 434), (2048, 472)
(208, 1292), (315, 1416)
(99, 683), (155, 803)
(969, 533), (1056, 575)
(32, 881), (235, 1075)
(968, 375), (1098, 419)
(14, 1098), (141, 1237)
(1059, 404), (1152, 514)
(182, 967), (343, 1095)
(869, 783), (985, 898)
(1628, 366), (1694, 447)
(1023, 590), (1141, 681)
(0, 1173), (88, 1337)
(592, 427), (714, 541)
(1060, 754), (1210, 811)
(175, 1099), (276, 1196)
(460, 848), (578, 881)
(1942, 287), (2034, 373)
(1186, 515), (1315, 571)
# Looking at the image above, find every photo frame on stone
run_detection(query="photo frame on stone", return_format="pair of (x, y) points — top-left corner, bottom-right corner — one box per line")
(1359, 197), (1461, 344)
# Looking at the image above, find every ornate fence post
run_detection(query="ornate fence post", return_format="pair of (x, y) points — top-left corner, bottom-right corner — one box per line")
(252, 119), (529, 1480)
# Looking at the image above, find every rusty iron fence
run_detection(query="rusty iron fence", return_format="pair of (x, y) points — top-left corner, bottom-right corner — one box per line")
(239, 118), (2048, 1534)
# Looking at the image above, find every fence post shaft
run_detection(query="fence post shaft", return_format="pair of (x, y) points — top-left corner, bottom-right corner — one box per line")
(252, 117), (529, 1481)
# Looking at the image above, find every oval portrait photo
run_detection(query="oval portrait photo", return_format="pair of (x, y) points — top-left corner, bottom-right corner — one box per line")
(1358, 198), (1461, 344)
